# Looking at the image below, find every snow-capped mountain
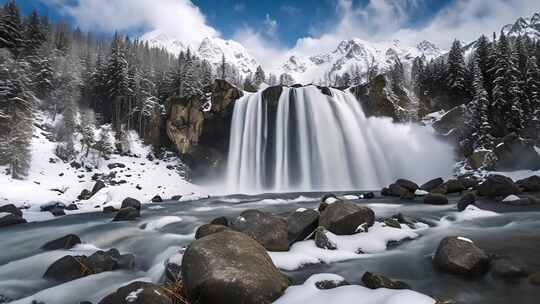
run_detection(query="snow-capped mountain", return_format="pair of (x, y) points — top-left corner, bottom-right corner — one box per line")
(502, 12), (540, 39)
(278, 38), (443, 84)
(141, 31), (259, 77)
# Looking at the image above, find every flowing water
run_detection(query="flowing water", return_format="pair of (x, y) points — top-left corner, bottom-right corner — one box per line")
(226, 86), (455, 193)
(1, 194), (539, 304)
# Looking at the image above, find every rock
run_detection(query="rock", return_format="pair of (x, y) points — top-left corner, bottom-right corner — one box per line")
(98, 281), (172, 304)
(529, 272), (540, 285)
(43, 255), (90, 282)
(170, 195), (182, 201)
(430, 184), (448, 194)
(315, 279), (349, 290)
(494, 133), (540, 171)
(210, 216), (229, 226)
(151, 195), (163, 203)
(432, 105), (466, 134)
(314, 226), (337, 250)
(384, 183), (409, 197)
(231, 209), (289, 251)
(195, 224), (229, 239)
(319, 201), (375, 235)
(501, 195), (534, 206)
(86, 249), (135, 273)
(103, 206), (117, 213)
(65, 203), (78, 210)
(399, 191), (415, 200)
(50, 207), (66, 216)
(287, 209), (319, 245)
(457, 192), (476, 211)
(0, 204), (22, 216)
(477, 175), (520, 197)
(390, 213), (417, 229)
(361, 272), (409, 289)
(516, 175), (540, 192)
(423, 193), (449, 205)
(363, 192), (375, 199)
(164, 252), (183, 283)
(182, 230), (289, 304)
(443, 179), (465, 194)
(319, 194), (339, 211)
(0, 213), (26, 227)
(121, 197), (141, 211)
(458, 176), (480, 189)
(395, 179), (419, 192)
(40, 201), (65, 212)
(91, 180), (106, 195)
(383, 218), (401, 229)
(433, 236), (490, 276)
(107, 163), (126, 169)
(492, 258), (527, 278)
(42, 234), (82, 250)
(70, 161), (82, 169)
(420, 177), (444, 192)
(112, 207), (140, 221)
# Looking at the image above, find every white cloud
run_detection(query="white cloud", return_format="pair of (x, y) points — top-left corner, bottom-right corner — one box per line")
(41, 0), (219, 46)
(263, 14), (278, 38)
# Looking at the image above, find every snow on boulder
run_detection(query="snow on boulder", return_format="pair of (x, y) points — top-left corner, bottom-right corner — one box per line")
(319, 201), (375, 235)
(502, 195), (521, 202)
(98, 281), (172, 304)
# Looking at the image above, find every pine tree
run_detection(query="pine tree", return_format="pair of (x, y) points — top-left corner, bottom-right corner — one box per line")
(525, 56), (540, 133)
(446, 39), (467, 96)
(219, 53), (226, 80)
(474, 35), (493, 99)
(106, 32), (129, 130)
(0, 0), (23, 56)
(182, 57), (203, 98)
(22, 9), (46, 57)
(390, 58), (404, 94)
(94, 125), (113, 162)
(79, 109), (96, 157)
(253, 65), (266, 88)
(466, 58), (493, 150)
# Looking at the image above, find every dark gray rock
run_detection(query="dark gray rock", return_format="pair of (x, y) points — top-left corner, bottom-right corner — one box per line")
(395, 179), (419, 192)
(458, 176), (480, 189)
(49, 207), (66, 217)
(400, 191), (415, 200)
(42, 234), (82, 250)
(361, 272), (409, 289)
(107, 163), (126, 169)
(43, 255), (90, 282)
(151, 195), (163, 203)
(314, 226), (337, 250)
(494, 133), (540, 171)
(423, 193), (449, 205)
(98, 281), (172, 304)
(384, 183), (409, 197)
(0, 204), (22, 216)
(195, 224), (229, 239)
(40, 201), (65, 212)
(457, 192), (476, 211)
(0, 213), (26, 227)
(91, 180), (106, 196)
(231, 209), (289, 251)
(443, 179), (465, 194)
(421, 178), (444, 191)
(516, 175), (540, 192)
(433, 236), (490, 276)
(112, 207), (140, 221)
(383, 218), (401, 229)
(103, 206), (117, 213)
(477, 175), (520, 197)
(65, 203), (78, 210)
(319, 201), (375, 235)
(287, 209), (319, 245)
(181, 230), (289, 304)
(121, 197), (141, 211)
(492, 258), (527, 278)
(210, 216), (229, 226)
(315, 279), (349, 290)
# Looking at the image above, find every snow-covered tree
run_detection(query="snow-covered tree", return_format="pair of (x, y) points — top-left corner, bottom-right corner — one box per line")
(466, 58), (493, 150)
(94, 125), (114, 161)
(279, 73), (294, 86)
(0, 0), (23, 56)
(446, 39), (467, 95)
(253, 65), (266, 88)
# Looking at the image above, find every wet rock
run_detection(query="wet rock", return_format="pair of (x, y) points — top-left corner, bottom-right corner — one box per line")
(443, 179), (465, 194)
(91, 180), (106, 195)
(182, 230), (289, 304)
(457, 192), (476, 211)
(384, 183), (409, 197)
(383, 218), (401, 229)
(107, 163), (126, 170)
(363, 192), (375, 199)
(477, 175), (519, 197)
(433, 236), (490, 276)
(65, 203), (78, 210)
(361, 272), (409, 289)
(40, 201), (65, 212)
(210, 216), (229, 226)
(314, 226), (337, 250)
(43, 255), (91, 282)
(112, 207), (140, 221)
(516, 175), (540, 192)
(121, 197), (141, 211)
(315, 279), (350, 290)
(103, 206), (117, 213)
(98, 281), (172, 304)
(0, 213), (27, 227)
(420, 178), (444, 191)
(231, 209), (289, 251)
(287, 209), (319, 245)
(195, 224), (229, 239)
(400, 191), (415, 200)
(319, 201), (375, 235)
(395, 179), (419, 192)
(151, 195), (163, 203)
(458, 176), (480, 189)
(430, 184), (448, 194)
(390, 213), (417, 229)
(0, 204), (22, 217)
(423, 193), (449, 205)
(50, 207), (66, 217)
(164, 251), (183, 283)
(42, 234), (82, 250)
(86, 249), (135, 273)
(501, 195), (534, 206)
(70, 161), (82, 169)
(319, 194), (339, 211)
(492, 258), (527, 278)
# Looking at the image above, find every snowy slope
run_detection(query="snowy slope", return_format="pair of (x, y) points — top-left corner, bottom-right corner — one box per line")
(0, 112), (206, 222)
(277, 39), (443, 84)
(502, 12), (540, 39)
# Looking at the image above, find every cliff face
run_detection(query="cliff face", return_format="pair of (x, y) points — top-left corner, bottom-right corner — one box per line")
(166, 80), (243, 178)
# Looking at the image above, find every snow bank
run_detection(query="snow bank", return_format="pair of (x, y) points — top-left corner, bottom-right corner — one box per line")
(269, 222), (419, 271)
(438, 205), (499, 227)
(274, 274), (436, 304)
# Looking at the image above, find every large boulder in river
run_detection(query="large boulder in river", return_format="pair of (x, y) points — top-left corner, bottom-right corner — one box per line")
(287, 209), (319, 245)
(319, 201), (375, 235)
(42, 234), (81, 250)
(395, 179), (419, 192)
(423, 193), (449, 205)
(442, 179), (465, 194)
(99, 281), (172, 304)
(0, 213), (26, 227)
(195, 224), (229, 239)
(433, 236), (490, 276)
(384, 183), (409, 197)
(231, 209), (289, 251)
(43, 255), (90, 282)
(477, 175), (519, 197)
(0, 204), (22, 217)
(516, 175), (540, 192)
(457, 192), (476, 211)
(121, 197), (141, 211)
(420, 178), (444, 192)
(182, 230), (289, 304)
(112, 207), (140, 221)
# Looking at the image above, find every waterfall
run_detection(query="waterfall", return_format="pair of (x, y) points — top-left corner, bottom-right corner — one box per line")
(226, 85), (455, 193)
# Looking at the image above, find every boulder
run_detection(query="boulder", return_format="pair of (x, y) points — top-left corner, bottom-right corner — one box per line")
(433, 236), (490, 276)
(86, 249), (135, 273)
(501, 195), (534, 206)
(458, 176), (480, 189)
(477, 175), (519, 197)
(49, 207), (66, 217)
(423, 193), (449, 205)
(103, 206), (117, 213)
(319, 201), (375, 235)
(181, 230), (289, 304)
(384, 183), (409, 197)
(112, 207), (140, 221)
(516, 175), (540, 192)
(98, 281), (172, 304)
(43, 255), (91, 282)
(91, 180), (106, 195)
(210, 216), (229, 226)
(0, 213), (27, 227)
(361, 272), (409, 289)
(314, 226), (337, 250)
(492, 258), (527, 278)
(457, 192), (476, 211)
(195, 224), (229, 240)
(383, 218), (401, 229)
(151, 195), (163, 203)
(107, 163), (126, 169)
(315, 279), (350, 290)
(390, 213), (417, 229)
(443, 179), (465, 194)
(65, 203), (78, 210)
(121, 197), (141, 211)
(40, 201), (65, 212)
(395, 179), (419, 192)
(430, 184), (448, 194)
(421, 178), (445, 191)
(400, 191), (415, 200)
(231, 209), (289, 251)
(286, 209), (319, 245)
(164, 252), (183, 283)
(0, 204), (22, 217)
(42, 234), (82, 250)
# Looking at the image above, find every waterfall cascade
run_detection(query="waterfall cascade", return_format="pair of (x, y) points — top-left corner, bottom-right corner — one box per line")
(226, 85), (454, 193)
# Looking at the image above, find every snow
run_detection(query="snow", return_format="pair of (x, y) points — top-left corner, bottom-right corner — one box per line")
(324, 197), (339, 204)
(502, 195), (521, 202)
(439, 205), (499, 227)
(0, 212), (11, 218)
(142, 216), (183, 231)
(125, 288), (143, 303)
(457, 236), (473, 243)
(274, 274), (436, 304)
(414, 190), (429, 196)
(269, 222), (419, 271)
(0, 112), (206, 222)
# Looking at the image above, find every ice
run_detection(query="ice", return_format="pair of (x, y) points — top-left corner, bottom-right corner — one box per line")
(273, 273), (436, 304)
